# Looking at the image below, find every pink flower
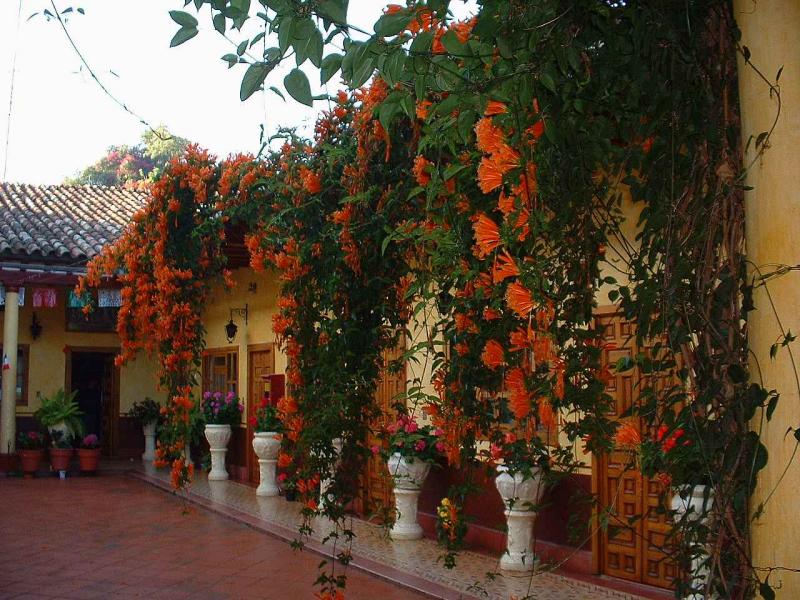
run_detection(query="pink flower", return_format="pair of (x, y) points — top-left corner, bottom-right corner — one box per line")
(414, 440), (426, 452)
(370, 445), (381, 455)
(490, 443), (503, 461)
(404, 421), (418, 434)
(203, 391), (212, 400)
(386, 422), (397, 434)
(435, 441), (445, 453)
(277, 473), (288, 482)
(434, 428), (444, 437)
(226, 391), (236, 402)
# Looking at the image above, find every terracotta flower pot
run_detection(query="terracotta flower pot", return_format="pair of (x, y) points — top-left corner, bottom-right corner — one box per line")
(18, 449), (44, 477)
(77, 448), (101, 473)
(49, 448), (74, 473)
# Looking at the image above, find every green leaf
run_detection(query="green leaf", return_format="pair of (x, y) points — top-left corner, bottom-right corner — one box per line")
(222, 53), (239, 68)
(268, 86), (285, 101)
(236, 40), (248, 56)
(317, 0), (348, 24)
(540, 72), (556, 93)
(381, 50), (406, 87)
(378, 98), (401, 131)
(410, 31), (433, 54)
(169, 10), (198, 28)
(284, 68), (313, 106)
(212, 13), (226, 34)
(240, 62), (271, 101)
(440, 30), (466, 56)
(766, 393), (779, 421)
(374, 12), (411, 37)
(760, 581), (776, 600)
(170, 26), (198, 48)
(320, 53), (343, 84)
(278, 16), (294, 53)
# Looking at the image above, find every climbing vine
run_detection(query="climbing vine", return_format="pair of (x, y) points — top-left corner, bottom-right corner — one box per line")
(77, 0), (799, 598)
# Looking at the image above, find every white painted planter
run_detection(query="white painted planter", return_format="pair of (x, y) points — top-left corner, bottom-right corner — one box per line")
(204, 424), (232, 481)
(252, 432), (282, 496)
(388, 453), (431, 540)
(671, 484), (715, 600)
(142, 421), (157, 462)
(494, 465), (545, 571)
(319, 438), (343, 509)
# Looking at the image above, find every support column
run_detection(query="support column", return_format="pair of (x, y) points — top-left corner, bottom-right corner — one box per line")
(1, 286), (20, 455)
(735, 0), (800, 596)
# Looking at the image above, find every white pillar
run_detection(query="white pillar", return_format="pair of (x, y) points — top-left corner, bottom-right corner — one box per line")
(1, 286), (19, 454)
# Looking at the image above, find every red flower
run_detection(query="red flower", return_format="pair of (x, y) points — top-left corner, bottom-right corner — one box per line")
(472, 213), (501, 258)
(481, 340), (505, 369)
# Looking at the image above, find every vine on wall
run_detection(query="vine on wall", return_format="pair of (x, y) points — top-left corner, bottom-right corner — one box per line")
(79, 0), (796, 597)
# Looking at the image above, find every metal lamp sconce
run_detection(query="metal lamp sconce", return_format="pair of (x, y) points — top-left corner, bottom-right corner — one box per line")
(225, 304), (248, 343)
(30, 313), (43, 340)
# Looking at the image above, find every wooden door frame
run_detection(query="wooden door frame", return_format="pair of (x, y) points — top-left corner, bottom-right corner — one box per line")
(246, 343), (276, 484)
(64, 345), (121, 456)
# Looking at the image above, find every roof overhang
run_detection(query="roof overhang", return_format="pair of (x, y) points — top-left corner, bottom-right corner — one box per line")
(0, 261), (88, 287)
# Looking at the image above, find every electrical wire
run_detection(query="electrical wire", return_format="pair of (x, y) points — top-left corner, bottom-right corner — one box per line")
(2, 0), (23, 180)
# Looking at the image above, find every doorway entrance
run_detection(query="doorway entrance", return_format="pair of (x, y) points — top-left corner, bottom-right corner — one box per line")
(247, 344), (276, 484)
(593, 309), (676, 589)
(65, 348), (120, 457)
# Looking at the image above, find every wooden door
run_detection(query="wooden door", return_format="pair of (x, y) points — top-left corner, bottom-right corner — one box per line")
(361, 336), (405, 519)
(247, 346), (275, 484)
(596, 311), (676, 589)
(100, 354), (120, 457)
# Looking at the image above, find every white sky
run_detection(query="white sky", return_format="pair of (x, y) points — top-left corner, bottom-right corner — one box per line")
(0, 1), (476, 185)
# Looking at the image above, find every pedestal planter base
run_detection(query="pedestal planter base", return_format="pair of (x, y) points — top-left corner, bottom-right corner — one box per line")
(671, 485), (715, 600)
(494, 465), (545, 572)
(252, 432), (281, 497)
(499, 510), (538, 571)
(142, 422), (157, 462)
(388, 453), (431, 541)
(390, 488), (425, 540)
(204, 424), (232, 481)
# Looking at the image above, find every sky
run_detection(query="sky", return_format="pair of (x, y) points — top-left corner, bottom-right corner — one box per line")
(0, 1), (476, 185)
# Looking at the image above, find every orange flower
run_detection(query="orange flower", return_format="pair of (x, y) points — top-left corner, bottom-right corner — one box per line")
(277, 452), (292, 468)
(615, 421), (641, 448)
(454, 312), (476, 333)
(485, 100), (508, 115)
(509, 326), (532, 352)
(413, 155), (432, 186)
(506, 281), (534, 318)
(477, 153), (518, 194)
(497, 191), (516, 216)
(454, 342), (470, 356)
(482, 307), (501, 321)
(505, 367), (531, 419)
(481, 339), (505, 369)
(416, 99), (432, 120)
(385, 4), (403, 14)
(537, 397), (557, 429)
(492, 250), (519, 284)
(472, 213), (501, 258)
(474, 118), (505, 154)
(300, 167), (322, 194)
(527, 120), (545, 140)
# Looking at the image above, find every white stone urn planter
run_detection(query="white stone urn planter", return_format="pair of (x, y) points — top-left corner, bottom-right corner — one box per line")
(671, 484), (715, 600)
(494, 465), (545, 571)
(388, 452), (432, 540)
(319, 438), (343, 508)
(142, 421), (157, 462)
(204, 424), (232, 481)
(252, 432), (282, 496)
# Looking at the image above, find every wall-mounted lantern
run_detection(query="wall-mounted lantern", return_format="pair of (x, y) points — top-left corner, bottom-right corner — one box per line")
(30, 313), (43, 340)
(225, 304), (248, 343)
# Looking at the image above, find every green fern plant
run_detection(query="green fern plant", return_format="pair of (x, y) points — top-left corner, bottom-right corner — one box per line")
(34, 389), (84, 436)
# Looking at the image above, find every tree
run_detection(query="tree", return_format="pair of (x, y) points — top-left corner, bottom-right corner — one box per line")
(66, 126), (192, 189)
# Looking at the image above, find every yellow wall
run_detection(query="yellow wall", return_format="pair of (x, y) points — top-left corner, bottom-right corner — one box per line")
(735, 0), (800, 596)
(1, 287), (162, 416)
(200, 268), (285, 420)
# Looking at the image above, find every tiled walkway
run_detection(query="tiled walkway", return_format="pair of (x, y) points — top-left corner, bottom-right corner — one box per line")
(0, 475), (426, 600)
(131, 464), (652, 600)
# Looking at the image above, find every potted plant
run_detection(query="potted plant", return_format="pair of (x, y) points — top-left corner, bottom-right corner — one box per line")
(17, 431), (44, 477)
(77, 433), (101, 474)
(34, 388), (83, 440)
(381, 415), (444, 540)
(489, 433), (549, 571)
(616, 420), (714, 597)
(278, 472), (298, 501)
(48, 430), (74, 476)
(130, 397), (161, 462)
(250, 400), (283, 496)
(201, 391), (243, 481)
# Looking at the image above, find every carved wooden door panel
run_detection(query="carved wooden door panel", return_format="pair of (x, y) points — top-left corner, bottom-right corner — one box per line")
(596, 311), (674, 590)
(361, 335), (405, 519)
(247, 346), (275, 484)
